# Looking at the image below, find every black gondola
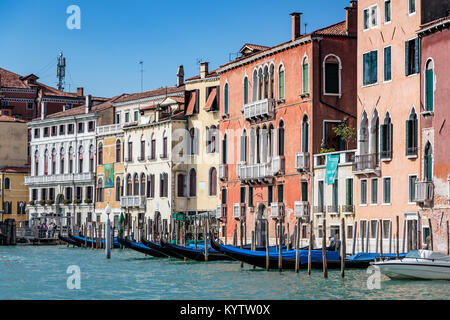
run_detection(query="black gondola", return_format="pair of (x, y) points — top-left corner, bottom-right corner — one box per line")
(117, 237), (167, 258)
(58, 233), (82, 247)
(160, 238), (234, 262)
(141, 239), (185, 259)
(70, 234), (121, 248)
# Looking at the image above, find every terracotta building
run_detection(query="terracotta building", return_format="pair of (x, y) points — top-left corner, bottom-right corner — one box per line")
(217, 3), (358, 245)
(416, 12), (450, 253)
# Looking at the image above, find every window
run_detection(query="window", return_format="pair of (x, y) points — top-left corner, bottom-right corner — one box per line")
(363, 5), (378, 30)
(148, 174), (155, 198)
(128, 141), (133, 161)
(140, 140), (145, 160)
(371, 178), (378, 204)
(361, 179), (368, 205)
(360, 220), (368, 238)
(406, 109), (418, 156)
(223, 83), (229, 115)
(278, 65), (285, 100)
(405, 38), (419, 76)
(140, 173), (146, 196)
(243, 77), (249, 105)
(96, 178), (103, 202)
(302, 116), (309, 153)
(318, 181), (324, 210)
(382, 220), (390, 239)
(98, 142), (103, 165)
(86, 186), (93, 201)
(116, 139), (121, 162)
(384, 46), (392, 81)
(370, 220), (378, 238)
(88, 121), (95, 132)
(44, 149), (49, 175)
(115, 176), (121, 201)
(222, 134), (227, 164)
(43, 127), (49, 137)
(302, 56), (309, 93)
(78, 122), (84, 133)
(278, 121), (284, 156)
(116, 112), (121, 124)
(425, 60), (434, 111)
(424, 143), (433, 182)
(209, 167), (217, 196)
(380, 113), (393, 159)
(332, 180), (338, 208)
(51, 149), (56, 175)
(68, 124), (74, 134)
(324, 55), (340, 95)
(347, 225), (354, 239)
(277, 184), (284, 203)
(150, 136), (156, 160)
(408, 0), (416, 15)
(133, 173), (139, 196)
(162, 136), (167, 158)
(126, 174), (132, 195)
(177, 174), (186, 197)
(4, 177), (10, 190)
(408, 175), (417, 203)
(189, 128), (198, 155)
(240, 130), (247, 162)
(383, 177), (391, 204)
(240, 186), (246, 204)
(207, 125), (218, 153)
(268, 185), (273, 204)
(59, 125), (65, 135)
(134, 110), (139, 122)
(34, 128), (40, 139)
(78, 146), (84, 173)
(346, 178), (353, 206)
(188, 169), (196, 197)
(301, 181), (308, 202)
(68, 147), (74, 173)
(65, 187), (72, 202)
(221, 188), (227, 205)
(363, 50), (378, 85)
(51, 126), (57, 136)
(160, 173), (168, 198)
(125, 112), (130, 123)
(384, 0), (391, 23)
(27, 102), (33, 110)
(60, 148), (65, 174)
(248, 186), (253, 207)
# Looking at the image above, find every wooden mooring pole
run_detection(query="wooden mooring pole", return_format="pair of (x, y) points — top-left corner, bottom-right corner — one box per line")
(341, 218), (346, 278)
(396, 216), (400, 259)
(322, 218), (328, 279)
(379, 219), (383, 259)
(251, 230), (256, 270)
(204, 219), (209, 263)
(447, 220), (449, 255)
(295, 218), (300, 273)
(278, 221), (282, 273)
(265, 219), (269, 271)
(352, 221), (357, 255)
(308, 219), (313, 276)
(240, 219), (243, 268)
(428, 218), (434, 251)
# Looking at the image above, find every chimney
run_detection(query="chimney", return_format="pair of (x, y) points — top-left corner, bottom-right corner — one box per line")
(177, 65), (184, 87)
(85, 94), (92, 114)
(345, 1), (358, 37)
(200, 62), (209, 79)
(41, 101), (47, 120)
(290, 12), (302, 40)
(77, 87), (84, 97)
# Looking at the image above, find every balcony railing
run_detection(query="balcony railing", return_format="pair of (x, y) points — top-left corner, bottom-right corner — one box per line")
(243, 98), (275, 121)
(120, 196), (146, 208)
(341, 204), (355, 214)
(25, 172), (94, 185)
(414, 181), (434, 203)
(237, 162), (272, 183)
(97, 123), (123, 136)
(313, 205), (325, 214)
(233, 203), (246, 219)
(270, 203), (284, 219)
(352, 153), (379, 173)
(219, 164), (228, 181)
(271, 156), (285, 175)
(295, 152), (310, 172)
(327, 205), (340, 214)
(294, 201), (310, 218)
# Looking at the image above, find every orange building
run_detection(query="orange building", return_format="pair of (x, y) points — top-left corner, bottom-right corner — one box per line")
(217, 3), (358, 245)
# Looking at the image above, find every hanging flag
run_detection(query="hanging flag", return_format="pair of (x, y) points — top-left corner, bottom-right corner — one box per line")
(325, 154), (340, 184)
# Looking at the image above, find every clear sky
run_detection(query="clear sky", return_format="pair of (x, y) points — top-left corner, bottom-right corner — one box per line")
(0, 0), (352, 98)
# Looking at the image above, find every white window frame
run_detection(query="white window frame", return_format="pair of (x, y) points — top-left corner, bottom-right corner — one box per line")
(362, 49), (379, 88)
(360, 219), (368, 238)
(115, 112), (121, 124)
(408, 0), (416, 16)
(381, 219), (392, 239)
(323, 54), (342, 97)
(408, 174), (418, 205)
(370, 178), (378, 206)
(360, 178), (368, 206)
(383, 45), (392, 83)
(363, 4), (378, 31)
(382, 176), (392, 205)
(384, 0), (391, 24)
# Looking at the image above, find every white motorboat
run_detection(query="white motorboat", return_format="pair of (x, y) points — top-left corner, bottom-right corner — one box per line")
(374, 250), (450, 280)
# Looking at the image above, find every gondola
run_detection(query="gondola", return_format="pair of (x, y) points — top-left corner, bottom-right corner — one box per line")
(58, 233), (81, 247)
(71, 234), (121, 248)
(117, 237), (167, 258)
(210, 236), (370, 269)
(160, 238), (234, 262)
(141, 239), (185, 259)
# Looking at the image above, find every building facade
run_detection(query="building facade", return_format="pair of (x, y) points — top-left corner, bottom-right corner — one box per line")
(1, 167), (30, 227)
(217, 4), (358, 245)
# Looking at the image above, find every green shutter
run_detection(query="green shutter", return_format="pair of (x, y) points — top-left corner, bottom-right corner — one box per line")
(380, 124), (385, 154)
(240, 187), (246, 203)
(405, 120), (411, 155)
(413, 118), (418, 151)
(268, 186), (273, 204)
(388, 123), (393, 156)
(301, 182), (308, 202)
(248, 187), (253, 207)
(405, 41), (410, 76)
(414, 38), (420, 74)
(363, 53), (369, 85)
(224, 84), (229, 114)
(279, 70), (285, 99)
(384, 46), (391, 81)
(303, 63), (309, 93)
(346, 179), (353, 206)
(244, 78), (248, 105)
(427, 154), (433, 181)
(277, 185), (284, 203)
(426, 69), (434, 111)
(371, 51), (378, 84)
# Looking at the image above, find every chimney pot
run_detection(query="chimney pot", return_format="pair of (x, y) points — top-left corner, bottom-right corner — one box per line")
(200, 62), (209, 79)
(41, 101), (47, 120)
(77, 87), (84, 97)
(177, 65), (184, 87)
(290, 12), (302, 41)
(85, 94), (92, 113)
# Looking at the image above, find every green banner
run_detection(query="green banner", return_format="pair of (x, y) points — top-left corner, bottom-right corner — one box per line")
(325, 154), (340, 184)
(104, 163), (114, 188)
(172, 212), (185, 221)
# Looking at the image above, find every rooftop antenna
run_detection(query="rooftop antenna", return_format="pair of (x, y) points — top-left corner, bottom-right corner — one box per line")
(228, 52), (240, 62)
(57, 52), (66, 91)
(139, 61), (144, 92)
(304, 23), (308, 35)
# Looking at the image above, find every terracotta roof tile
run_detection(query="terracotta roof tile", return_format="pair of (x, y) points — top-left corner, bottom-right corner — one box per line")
(0, 115), (26, 123)
(0, 166), (30, 173)
(185, 69), (219, 81)
(115, 85), (184, 104)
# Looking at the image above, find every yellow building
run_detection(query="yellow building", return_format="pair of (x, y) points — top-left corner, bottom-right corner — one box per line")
(1, 167), (30, 227)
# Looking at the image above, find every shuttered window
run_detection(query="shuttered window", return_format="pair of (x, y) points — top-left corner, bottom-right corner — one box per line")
(277, 184), (284, 203)
(380, 116), (393, 159)
(301, 181), (308, 202)
(302, 60), (309, 93)
(405, 113), (418, 156)
(383, 177), (391, 204)
(332, 180), (338, 207)
(363, 50), (378, 85)
(384, 0), (391, 23)
(361, 180), (368, 205)
(371, 178), (378, 204)
(243, 77), (248, 105)
(405, 38), (419, 76)
(426, 68), (434, 111)
(248, 186), (253, 207)
(384, 46), (392, 81)
(240, 186), (246, 204)
(224, 83), (229, 115)
(408, 175), (417, 203)
(268, 185), (273, 205)
(278, 67), (285, 100)
(346, 178), (353, 206)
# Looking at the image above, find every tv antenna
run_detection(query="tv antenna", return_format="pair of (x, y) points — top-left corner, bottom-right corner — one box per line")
(57, 52), (66, 91)
(139, 61), (144, 92)
(304, 23), (308, 35)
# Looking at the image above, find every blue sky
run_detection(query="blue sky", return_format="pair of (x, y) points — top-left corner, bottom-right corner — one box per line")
(0, 0), (352, 98)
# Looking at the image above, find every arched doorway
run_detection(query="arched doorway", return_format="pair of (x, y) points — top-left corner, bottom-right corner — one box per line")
(255, 204), (267, 246)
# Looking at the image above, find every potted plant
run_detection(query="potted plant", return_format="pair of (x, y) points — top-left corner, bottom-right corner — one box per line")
(73, 199), (82, 205)
(39, 200), (45, 206)
(46, 200), (54, 206)
(63, 199), (72, 205)
(84, 198), (92, 204)
(29, 200), (35, 206)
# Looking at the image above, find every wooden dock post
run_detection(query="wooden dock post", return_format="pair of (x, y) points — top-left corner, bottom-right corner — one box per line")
(361, 222), (364, 253)
(308, 219), (313, 276)
(396, 216), (400, 259)
(287, 223), (291, 251)
(278, 221), (282, 273)
(251, 230), (256, 270)
(365, 221), (369, 253)
(447, 220), (449, 255)
(375, 220), (379, 254)
(428, 218), (434, 251)
(322, 218), (328, 279)
(265, 219), (269, 271)
(379, 219), (383, 259)
(389, 220), (392, 254)
(295, 218), (300, 273)
(341, 218), (346, 278)
(194, 224), (198, 249)
(204, 222), (208, 263)
(85, 223), (88, 248)
(352, 221), (357, 255)
(240, 219), (243, 268)
(233, 224), (237, 246)
(244, 221), (247, 246)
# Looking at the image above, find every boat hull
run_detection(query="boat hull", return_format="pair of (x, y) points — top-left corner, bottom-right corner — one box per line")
(161, 240), (234, 262)
(141, 239), (184, 259)
(375, 259), (450, 280)
(117, 237), (167, 258)
(58, 234), (81, 247)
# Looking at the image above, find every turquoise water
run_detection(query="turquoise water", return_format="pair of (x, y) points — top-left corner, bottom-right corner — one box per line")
(0, 245), (448, 300)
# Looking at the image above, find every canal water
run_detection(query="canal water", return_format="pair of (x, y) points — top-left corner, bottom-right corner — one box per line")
(0, 245), (448, 300)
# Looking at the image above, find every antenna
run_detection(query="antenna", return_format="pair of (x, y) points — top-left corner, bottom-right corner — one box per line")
(139, 61), (144, 92)
(196, 58), (203, 65)
(56, 52), (66, 91)
(304, 23), (308, 35)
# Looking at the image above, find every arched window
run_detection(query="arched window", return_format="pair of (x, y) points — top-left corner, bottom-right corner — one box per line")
(263, 66), (269, 99)
(302, 115), (309, 153)
(278, 65), (285, 100)
(222, 134), (227, 164)
(269, 64), (275, 99)
(115, 176), (121, 201)
(424, 143), (433, 182)
(380, 112), (393, 159)
(406, 109), (418, 156)
(44, 149), (49, 175)
(252, 70), (258, 101)
(78, 146), (84, 173)
(140, 173), (146, 196)
(34, 150), (39, 176)
(370, 109), (379, 157)
(302, 56), (309, 94)
(96, 178), (103, 202)
(4, 177), (10, 190)
(162, 132), (167, 158)
(278, 121), (285, 156)
(98, 142), (103, 165)
(240, 129), (247, 162)
(126, 174), (132, 196)
(360, 111), (369, 156)
(51, 148), (56, 175)
(133, 173), (139, 196)
(150, 134), (156, 160)
(189, 127), (197, 155)
(256, 127), (261, 163)
(116, 139), (121, 162)
(324, 55), (341, 95)
(258, 68), (263, 100)
(224, 83), (229, 115)
(177, 174), (186, 197)
(210, 125), (218, 153)
(189, 169), (196, 197)
(60, 148), (65, 174)
(425, 59), (434, 111)
(268, 124), (274, 159)
(243, 76), (249, 105)
(68, 147), (74, 174)
(209, 167), (217, 196)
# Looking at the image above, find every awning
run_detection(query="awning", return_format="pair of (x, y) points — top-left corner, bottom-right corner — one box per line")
(203, 87), (217, 111)
(185, 91), (197, 115)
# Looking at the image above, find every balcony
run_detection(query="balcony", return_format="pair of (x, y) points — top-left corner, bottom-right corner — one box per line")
(216, 205), (227, 220)
(233, 203), (246, 219)
(352, 153), (380, 175)
(327, 205), (340, 215)
(341, 204), (355, 215)
(25, 172), (94, 186)
(120, 196), (146, 208)
(414, 181), (434, 203)
(237, 162), (272, 184)
(219, 164), (228, 181)
(295, 152), (310, 172)
(270, 203), (284, 219)
(97, 123), (123, 136)
(243, 98), (275, 122)
(294, 201), (310, 218)
(271, 156), (285, 175)
(313, 205), (325, 214)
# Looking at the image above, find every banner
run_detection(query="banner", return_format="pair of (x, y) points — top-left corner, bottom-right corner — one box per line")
(325, 154), (340, 184)
(104, 163), (114, 188)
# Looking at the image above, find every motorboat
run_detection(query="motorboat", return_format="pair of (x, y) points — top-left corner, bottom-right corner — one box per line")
(374, 250), (450, 280)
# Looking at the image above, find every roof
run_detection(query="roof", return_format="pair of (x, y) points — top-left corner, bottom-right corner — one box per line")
(114, 85), (184, 104)
(418, 14), (450, 34)
(0, 166), (30, 174)
(185, 69), (219, 82)
(0, 115), (26, 123)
